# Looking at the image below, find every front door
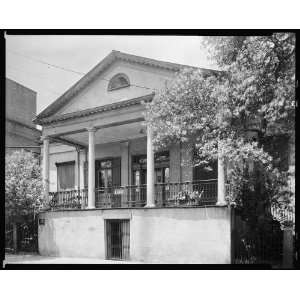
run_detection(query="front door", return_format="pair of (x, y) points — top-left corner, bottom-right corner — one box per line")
(95, 158), (121, 208)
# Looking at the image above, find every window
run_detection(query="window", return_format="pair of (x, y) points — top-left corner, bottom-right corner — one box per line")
(107, 73), (130, 91)
(106, 219), (130, 260)
(56, 161), (75, 190)
(193, 160), (218, 181)
(132, 151), (170, 168)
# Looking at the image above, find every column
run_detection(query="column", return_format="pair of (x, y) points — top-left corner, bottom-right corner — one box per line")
(120, 142), (130, 206)
(146, 126), (155, 207)
(75, 147), (82, 208)
(42, 136), (50, 202)
(217, 142), (226, 205)
(87, 127), (96, 209)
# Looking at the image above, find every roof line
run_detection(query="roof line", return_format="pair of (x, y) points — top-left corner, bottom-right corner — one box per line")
(34, 93), (154, 125)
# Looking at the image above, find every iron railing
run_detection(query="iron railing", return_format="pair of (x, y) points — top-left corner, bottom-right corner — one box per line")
(95, 185), (147, 208)
(155, 179), (218, 207)
(48, 179), (219, 209)
(49, 189), (88, 209)
(270, 205), (295, 226)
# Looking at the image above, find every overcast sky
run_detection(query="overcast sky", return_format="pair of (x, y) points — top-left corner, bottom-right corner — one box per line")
(6, 35), (216, 114)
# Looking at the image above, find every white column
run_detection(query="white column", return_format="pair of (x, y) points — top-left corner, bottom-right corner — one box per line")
(87, 127), (96, 209)
(217, 142), (226, 205)
(146, 126), (155, 207)
(42, 136), (50, 202)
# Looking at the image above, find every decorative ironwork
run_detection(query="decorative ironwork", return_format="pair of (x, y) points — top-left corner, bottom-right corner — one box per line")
(49, 189), (88, 210)
(48, 179), (220, 210)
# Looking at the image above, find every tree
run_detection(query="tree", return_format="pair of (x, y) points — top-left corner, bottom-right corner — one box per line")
(5, 150), (44, 224)
(145, 33), (295, 227)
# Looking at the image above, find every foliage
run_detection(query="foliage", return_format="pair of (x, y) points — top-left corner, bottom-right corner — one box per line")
(146, 33), (295, 227)
(5, 150), (44, 223)
(172, 190), (204, 206)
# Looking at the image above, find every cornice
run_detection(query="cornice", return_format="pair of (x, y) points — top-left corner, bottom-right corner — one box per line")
(35, 93), (154, 125)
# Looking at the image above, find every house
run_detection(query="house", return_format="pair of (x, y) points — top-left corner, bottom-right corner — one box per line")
(33, 51), (247, 263)
(5, 78), (41, 154)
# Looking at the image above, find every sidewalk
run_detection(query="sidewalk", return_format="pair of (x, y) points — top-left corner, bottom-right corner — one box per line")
(4, 253), (143, 265)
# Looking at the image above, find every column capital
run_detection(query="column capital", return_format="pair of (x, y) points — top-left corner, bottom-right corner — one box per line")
(87, 127), (97, 132)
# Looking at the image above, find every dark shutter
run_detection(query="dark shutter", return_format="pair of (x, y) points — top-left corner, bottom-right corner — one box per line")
(84, 161), (88, 188)
(122, 220), (130, 260)
(112, 158), (121, 207)
(112, 157), (121, 187)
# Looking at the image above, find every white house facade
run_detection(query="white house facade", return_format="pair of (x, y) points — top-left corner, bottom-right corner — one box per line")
(35, 51), (232, 263)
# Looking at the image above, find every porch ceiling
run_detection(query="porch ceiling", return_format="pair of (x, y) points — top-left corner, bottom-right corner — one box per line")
(64, 121), (146, 146)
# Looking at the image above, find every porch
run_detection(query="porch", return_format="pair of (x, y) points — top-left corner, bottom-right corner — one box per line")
(40, 96), (228, 211)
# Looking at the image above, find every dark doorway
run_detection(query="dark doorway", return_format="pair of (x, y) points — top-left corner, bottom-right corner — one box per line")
(95, 158), (121, 208)
(106, 219), (130, 260)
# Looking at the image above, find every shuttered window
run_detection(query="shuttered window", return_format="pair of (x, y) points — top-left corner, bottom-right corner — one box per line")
(56, 161), (75, 190)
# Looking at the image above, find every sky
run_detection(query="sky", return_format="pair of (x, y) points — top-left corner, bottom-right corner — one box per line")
(6, 35), (216, 114)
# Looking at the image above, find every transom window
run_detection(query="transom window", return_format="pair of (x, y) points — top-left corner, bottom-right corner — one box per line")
(107, 73), (130, 91)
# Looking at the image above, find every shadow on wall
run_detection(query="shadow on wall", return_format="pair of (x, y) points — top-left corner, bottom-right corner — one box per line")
(40, 217), (59, 257)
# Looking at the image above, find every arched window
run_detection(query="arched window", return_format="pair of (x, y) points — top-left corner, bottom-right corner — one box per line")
(108, 73), (130, 91)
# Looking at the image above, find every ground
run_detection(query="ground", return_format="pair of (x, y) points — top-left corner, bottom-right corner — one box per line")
(3, 253), (142, 266)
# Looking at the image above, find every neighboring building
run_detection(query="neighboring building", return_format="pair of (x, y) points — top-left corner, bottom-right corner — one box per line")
(5, 78), (41, 154)
(34, 51), (293, 264)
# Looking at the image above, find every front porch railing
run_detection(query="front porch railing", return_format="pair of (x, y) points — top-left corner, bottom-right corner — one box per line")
(49, 189), (88, 209)
(155, 179), (218, 207)
(95, 185), (147, 208)
(48, 179), (220, 210)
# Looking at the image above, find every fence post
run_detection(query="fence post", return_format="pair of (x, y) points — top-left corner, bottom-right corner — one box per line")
(12, 222), (18, 253)
(282, 226), (294, 268)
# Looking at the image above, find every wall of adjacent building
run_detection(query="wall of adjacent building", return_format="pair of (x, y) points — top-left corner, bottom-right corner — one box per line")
(5, 79), (41, 153)
(5, 120), (41, 153)
(38, 206), (231, 264)
(6, 78), (37, 128)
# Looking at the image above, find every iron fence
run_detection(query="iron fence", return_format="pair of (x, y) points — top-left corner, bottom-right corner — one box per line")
(5, 218), (38, 253)
(270, 205), (295, 226)
(155, 179), (218, 207)
(49, 189), (88, 209)
(95, 185), (147, 208)
(48, 180), (219, 209)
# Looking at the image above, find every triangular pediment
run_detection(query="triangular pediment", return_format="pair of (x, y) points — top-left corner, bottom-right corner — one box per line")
(34, 50), (217, 124)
